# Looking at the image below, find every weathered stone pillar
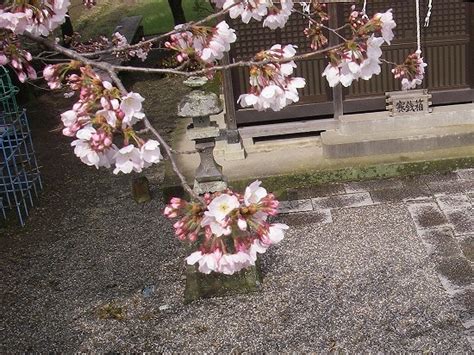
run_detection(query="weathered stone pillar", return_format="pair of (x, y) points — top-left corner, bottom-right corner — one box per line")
(177, 77), (227, 194)
(177, 78), (262, 302)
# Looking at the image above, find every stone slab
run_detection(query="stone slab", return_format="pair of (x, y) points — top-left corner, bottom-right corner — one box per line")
(279, 209), (333, 227)
(456, 168), (474, 181)
(436, 193), (472, 212)
(459, 235), (474, 262)
(344, 178), (403, 193)
(445, 208), (474, 236)
(223, 141), (246, 161)
(418, 172), (459, 183)
(311, 192), (373, 210)
(371, 186), (432, 204)
(435, 256), (474, 288)
(322, 125), (474, 159)
(407, 202), (449, 231)
(338, 103), (473, 135)
(193, 179), (227, 194)
(427, 180), (474, 196)
(186, 124), (220, 140)
(184, 264), (262, 304)
(278, 199), (313, 214)
(451, 289), (474, 325)
(287, 184), (346, 200)
(417, 228), (463, 258)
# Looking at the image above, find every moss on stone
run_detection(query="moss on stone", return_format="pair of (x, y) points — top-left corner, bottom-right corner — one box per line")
(184, 263), (262, 303)
(162, 155), (474, 201)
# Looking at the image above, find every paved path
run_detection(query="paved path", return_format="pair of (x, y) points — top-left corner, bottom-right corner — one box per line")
(0, 163), (472, 351)
(280, 168), (473, 349)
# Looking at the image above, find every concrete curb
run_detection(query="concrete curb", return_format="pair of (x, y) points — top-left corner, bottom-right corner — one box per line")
(161, 155), (474, 202)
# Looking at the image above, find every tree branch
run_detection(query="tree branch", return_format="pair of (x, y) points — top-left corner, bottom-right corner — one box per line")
(143, 117), (203, 202)
(80, 1), (242, 59)
(109, 43), (343, 76)
(23, 32), (203, 202)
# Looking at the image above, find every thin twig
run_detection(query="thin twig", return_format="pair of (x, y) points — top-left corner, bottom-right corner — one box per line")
(80, 1), (242, 58)
(380, 58), (397, 67)
(24, 31), (202, 202)
(109, 43), (343, 76)
(144, 118), (203, 202)
(291, 8), (349, 43)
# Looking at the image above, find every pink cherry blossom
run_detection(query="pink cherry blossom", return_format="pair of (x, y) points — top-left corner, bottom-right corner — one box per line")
(393, 50), (427, 90)
(71, 126), (117, 168)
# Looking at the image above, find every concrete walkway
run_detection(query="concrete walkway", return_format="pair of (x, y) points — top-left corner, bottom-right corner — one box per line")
(279, 168), (473, 351)
(0, 166), (472, 350)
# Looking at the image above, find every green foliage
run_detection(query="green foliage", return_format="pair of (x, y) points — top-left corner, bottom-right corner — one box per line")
(73, 0), (213, 39)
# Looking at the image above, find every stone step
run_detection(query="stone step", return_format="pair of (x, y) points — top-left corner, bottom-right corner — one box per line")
(322, 124), (474, 158)
(338, 103), (474, 135)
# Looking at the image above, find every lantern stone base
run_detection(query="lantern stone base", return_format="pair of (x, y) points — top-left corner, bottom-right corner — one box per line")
(131, 176), (151, 203)
(193, 179), (227, 194)
(184, 263), (262, 303)
(223, 141), (246, 161)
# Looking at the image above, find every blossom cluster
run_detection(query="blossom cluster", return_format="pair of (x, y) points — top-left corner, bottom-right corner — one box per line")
(392, 50), (427, 90)
(83, 0), (96, 8)
(304, 2), (329, 51)
(0, 0), (70, 81)
(321, 7), (396, 88)
(238, 44), (305, 111)
(164, 181), (288, 275)
(220, 0), (294, 30)
(0, 31), (36, 82)
(43, 62), (162, 174)
(0, 0), (70, 36)
(165, 21), (236, 68)
(112, 32), (151, 62)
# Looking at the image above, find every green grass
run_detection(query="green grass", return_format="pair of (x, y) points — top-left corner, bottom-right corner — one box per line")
(73, 0), (213, 39)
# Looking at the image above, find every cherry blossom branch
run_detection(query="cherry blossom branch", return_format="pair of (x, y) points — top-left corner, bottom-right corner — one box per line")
(80, 1), (242, 59)
(109, 43), (344, 76)
(380, 58), (397, 67)
(25, 29), (343, 78)
(23, 31), (202, 202)
(292, 8), (348, 43)
(143, 118), (203, 202)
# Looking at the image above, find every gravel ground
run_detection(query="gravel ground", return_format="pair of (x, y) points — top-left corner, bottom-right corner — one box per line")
(0, 85), (471, 352)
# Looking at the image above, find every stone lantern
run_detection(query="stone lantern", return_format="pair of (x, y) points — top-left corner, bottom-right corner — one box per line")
(177, 76), (227, 195)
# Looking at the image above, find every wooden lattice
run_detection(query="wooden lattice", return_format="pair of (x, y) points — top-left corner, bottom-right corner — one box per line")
(228, 0), (473, 124)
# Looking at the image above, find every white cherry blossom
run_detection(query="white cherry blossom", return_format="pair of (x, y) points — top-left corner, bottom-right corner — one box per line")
(244, 180), (267, 205)
(71, 126), (116, 168)
(140, 140), (162, 167)
(375, 9), (396, 45)
(206, 194), (240, 222)
(113, 144), (143, 174)
(225, 0), (268, 23)
(120, 92), (145, 127)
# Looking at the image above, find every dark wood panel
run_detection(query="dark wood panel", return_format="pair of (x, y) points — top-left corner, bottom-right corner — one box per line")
(226, 0), (473, 125)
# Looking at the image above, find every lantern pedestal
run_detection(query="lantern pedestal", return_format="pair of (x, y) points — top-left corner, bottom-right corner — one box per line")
(184, 263), (262, 303)
(131, 176), (151, 203)
(177, 76), (227, 195)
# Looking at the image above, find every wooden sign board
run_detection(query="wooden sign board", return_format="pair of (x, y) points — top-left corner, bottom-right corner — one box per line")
(385, 89), (432, 117)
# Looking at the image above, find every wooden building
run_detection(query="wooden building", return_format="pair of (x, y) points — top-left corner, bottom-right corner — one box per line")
(222, 0), (474, 141)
